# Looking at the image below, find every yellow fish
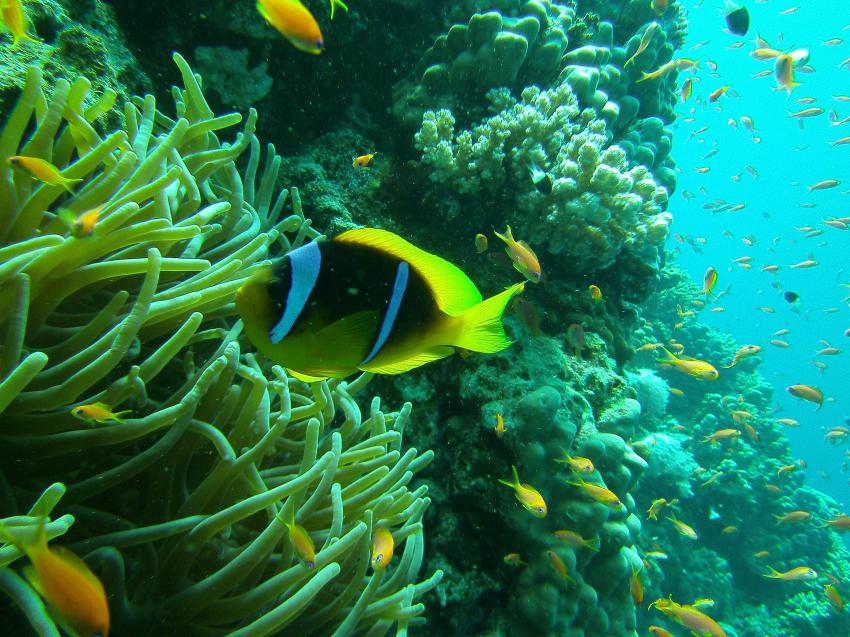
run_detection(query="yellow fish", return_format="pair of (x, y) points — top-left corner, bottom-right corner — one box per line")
(8, 155), (82, 193)
(370, 527), (394, 570)
(0, 0), (39, 46)
(555, 449), (594, 473)
(721, 344), (762, 368)
(257, 0), (324, 54)
(647, 497), (677, 520)
(552, 530), (600, 551)
(650, 597), (726, 637)
(353, 152), (376, 168)
(494, 225), (542, 283)
(58, 206), (102, 239)
(763, 566), (818, 581)
(71, 402), (131, 425)
(498, 465), (547, 517)
(567, 477), (623, 509)
(282, 506), (316, 568)
(667, 515), (698, 540)
(657, 347), (719, 380)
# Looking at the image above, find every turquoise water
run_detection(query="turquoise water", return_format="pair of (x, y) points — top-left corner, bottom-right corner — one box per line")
(672, 2), (849, 512)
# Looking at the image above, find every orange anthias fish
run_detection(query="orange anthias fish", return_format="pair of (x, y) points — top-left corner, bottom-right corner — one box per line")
(786, 384), (824, 408)
(0, 520), (110, 637)
(498, 465), (547, 517)
(657, 347), (719, 381)
(764, 566), (818, 581)
(1, 0), (39, 46)
(546, 550), (574, 587)
(630, 567), (644, 605)
(256, 0), (324, 54)
(58, 207), (102, 239)
(370, 527), (394, 570)
(709, 85), (731, 102)
(825, 583), (845, 612)
(774, 53), (801, 94)
(283, 506), (316, 568)
(552, 530), (600, 551)
(8, 156), (82, 193)
(818, 514), (850, 531)
(503, 553), (526, 566)
(588, 284), (603, 302)
(682, 77), (694, 102)
(647, 497), (677, 520)
(494, 226), (542, 283)
(494, 413), (506, 439)
(71, 402), (131, 425)
(774, 510), (812, 524)
(649, 627), (674, 637)
(721, 345), (762, 368)
(650, 597), (726, 637)
(651, 0), (669, 17)
(353, 152), (376, 168)
(702, 428), (741, 445)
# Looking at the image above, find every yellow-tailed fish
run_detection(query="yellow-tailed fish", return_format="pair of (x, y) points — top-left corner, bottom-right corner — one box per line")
(721, 344), (762, 368)
(282, 506), (316, 568)
(647, 497), (677, 520)
(236, 228), (524, 382)
(702, 266), (718, 296)
(624, 21), (660, 67)
(825, 583), (845, 612)
(818, 514), (850, 531)
(702, 428), (741, 445)
(503, 553), (526, 566)
(774, 511), (812, 524)
(763, 566), (818, 581)
(494, 225), (542, 283)
(494, 413), (505, 439)
(0, 519), (110, 637)
(567, 477), (623, 509)
(71, 402), (131, 425)
(630, 567), (644, 605)
(0, 0), (39, 46)
(555, 449), (594, 473)
(774, 54), (800, 94)
(667, 515), (698, 540)
(552, 530), (600, 551)
(588, 284), (603, 302)
(498, 465), (547, 517)
(257, 0), (324, 54)
(649, 597), (726, 637)
(657, 347), (719, 381)
(370, 527), (394, 570)
(8, 155), (82, 193)
(649, 627), (674, 637)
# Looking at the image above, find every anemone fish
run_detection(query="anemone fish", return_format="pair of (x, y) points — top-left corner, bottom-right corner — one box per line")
(236, 228), (524, 382)
(724, 3), (750, 36)
(0, 520), (110, 637)
(256, 0), (324, 54)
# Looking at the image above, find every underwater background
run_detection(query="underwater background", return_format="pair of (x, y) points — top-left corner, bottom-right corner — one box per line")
(0, 1), (848, 637)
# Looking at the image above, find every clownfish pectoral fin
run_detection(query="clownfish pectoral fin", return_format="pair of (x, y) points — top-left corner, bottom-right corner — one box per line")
(451, 282), (525, 353)
(286, 369), (327, 383)
(360, 346), (454, 375)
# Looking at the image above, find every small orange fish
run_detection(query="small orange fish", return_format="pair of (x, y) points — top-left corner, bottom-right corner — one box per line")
(474, 233), (488, 253)
(702, 266), (718, 296)
(709, 85), (731, 102)
(703, 428), (741, 445)
(777, 464), (798, 476)
(498, 465), (547, 517)
(722, 345), (762, 368)
(630, 567), (644, 605)
(503, 553), (526, 566)
(722, 525), (738, 534)
(0, 520), (109, 637)
(552, 530), (600, 551)
(371, 527), (394, 570)
(494, 226), (542, 283)
(353, 152), (376, 168)
(8, 155), (82, 193)
(754, 550), (770, 558)
(71, 402), (131, 425)
(649, 627), (674, 637)
(257, 0), (324, 54)
(650, 0), (669, 17)
(567, 477), (623, 509)
(283, 506), (316, 568)
(494, 413), (506, 439)
(657, 347), (719, 381)
(58, 207), (102, 239)
(588, 284), (603, 302)
(546, 550), (573, 587)
(818, 514), (850, 531)
(682, 78), (694, 101)
(625, 22), (661, 67)
(825, 583), (845, 612)
(774, 511), (812, 524)
(647, 498), (677, 520)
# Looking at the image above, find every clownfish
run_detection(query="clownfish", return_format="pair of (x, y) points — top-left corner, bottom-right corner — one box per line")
(236, 228), (524, 382)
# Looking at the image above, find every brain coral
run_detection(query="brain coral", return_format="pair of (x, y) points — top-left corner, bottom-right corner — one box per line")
(414, 80), (670, 273)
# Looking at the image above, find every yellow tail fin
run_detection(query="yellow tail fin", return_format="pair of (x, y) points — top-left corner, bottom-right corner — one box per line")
(452, 283), (524, 353)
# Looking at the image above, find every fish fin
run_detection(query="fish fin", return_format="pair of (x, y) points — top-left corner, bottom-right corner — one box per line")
(334, 228), (483, 315)
(60, 177), (83, 194)
(287, 369), (328, 383)
(256, 0), (272, 22)
(451, 283), (525, 353)
(360, 346), (454, 375)
(314, 309), (378, 358)
(49, 546), (106, 596)
(493, 225), (514, 247)
(517, 240), (538, 259)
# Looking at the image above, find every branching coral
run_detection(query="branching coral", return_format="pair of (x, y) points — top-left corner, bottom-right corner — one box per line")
(0, 53), (440, 635)
(414, 81), (670, 273)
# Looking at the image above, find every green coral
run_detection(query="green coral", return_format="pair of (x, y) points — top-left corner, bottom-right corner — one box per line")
(0, 53), (440, 635)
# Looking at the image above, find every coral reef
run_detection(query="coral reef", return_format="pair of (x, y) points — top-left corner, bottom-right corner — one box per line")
(0, 55), (440, 635)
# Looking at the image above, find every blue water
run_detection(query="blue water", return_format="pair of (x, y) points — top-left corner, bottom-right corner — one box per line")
(670, 2), (849, 510)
